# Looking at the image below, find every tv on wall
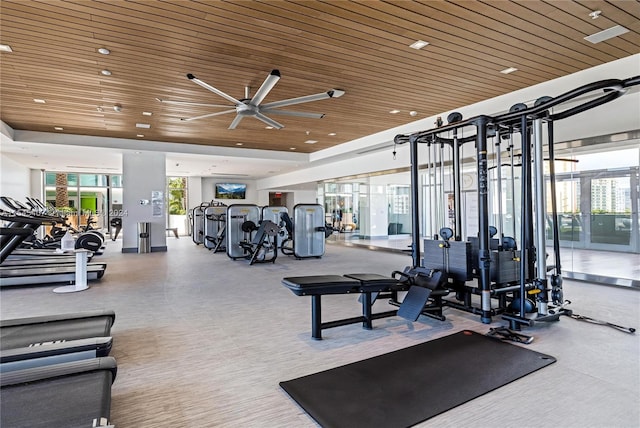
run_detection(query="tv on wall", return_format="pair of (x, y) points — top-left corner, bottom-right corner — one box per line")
(215, 183), (247, 199)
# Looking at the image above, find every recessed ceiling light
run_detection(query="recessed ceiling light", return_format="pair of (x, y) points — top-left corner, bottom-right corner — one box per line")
(584, 25), (630, 44)
(290, 147), (296, 150)
(142, 111), (152, 116)
(236, 142), (243, 146)
(33, 99), (46, 104)
(96, 106), (104, 112)
(500, 67), (518, 74)
(135, 151), (142, 154)
(136, 123), (151, 129)
(100, 69), (112, 76)
(328, 132), (337, 136)
(409, 40), (429, 50)
(589, 10), (602, 19)
(265, 126), (274, 129)
(409, 111), (418, 117)
(97, 47), (110, 55)
(389, 109), (400, 114)
(304, 140), (318, 144)
(0, 44), (13, 52)
(54, 127), (64, 131)
(136, 134), (144, 138)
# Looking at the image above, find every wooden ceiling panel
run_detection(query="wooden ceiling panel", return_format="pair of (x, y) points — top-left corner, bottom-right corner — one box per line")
(1, 0), (638, 154)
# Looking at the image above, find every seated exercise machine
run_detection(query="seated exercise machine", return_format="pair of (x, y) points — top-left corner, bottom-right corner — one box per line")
(226, 204), (261, 260)
(203, 205), (227, 252)
(261, 205), (289, 245)
(109, 217), (122, 241)
(238, 220), (279, 265)
(279, 204), (329, 259)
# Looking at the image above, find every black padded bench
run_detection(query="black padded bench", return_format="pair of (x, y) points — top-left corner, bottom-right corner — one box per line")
(281, 274), (407, 339)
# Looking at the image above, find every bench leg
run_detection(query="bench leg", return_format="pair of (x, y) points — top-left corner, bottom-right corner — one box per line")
(311, 295), (322, 340)
(362, 292), (373, 330)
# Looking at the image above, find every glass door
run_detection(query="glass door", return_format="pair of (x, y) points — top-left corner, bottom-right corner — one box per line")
(386, 184), (411, 236)
(588, 174), (634, 250)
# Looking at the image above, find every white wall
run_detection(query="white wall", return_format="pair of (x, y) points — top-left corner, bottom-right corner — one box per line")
(0, 154), (31, 200)
(293, 190), (318, 207)
(201, 178), (257, 205)
(256, 187), (317, 211)
(187, 176), (202, 210)
(122, 152), (167, 252)
(29, 169), (43, 201)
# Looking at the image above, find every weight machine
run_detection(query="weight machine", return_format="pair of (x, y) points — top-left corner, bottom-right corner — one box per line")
(393, 76), (639, 332)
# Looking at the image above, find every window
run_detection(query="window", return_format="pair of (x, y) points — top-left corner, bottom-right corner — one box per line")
(167, 177), (187, 215)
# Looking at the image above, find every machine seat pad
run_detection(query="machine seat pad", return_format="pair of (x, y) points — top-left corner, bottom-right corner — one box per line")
(343, 273), (408, 292)
(282, 275), (360, 296)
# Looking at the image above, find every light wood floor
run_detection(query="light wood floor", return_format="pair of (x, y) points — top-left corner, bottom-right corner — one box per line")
(1, 238), (638, 427)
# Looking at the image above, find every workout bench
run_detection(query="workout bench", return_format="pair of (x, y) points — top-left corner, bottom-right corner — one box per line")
(282, 269), (448, 339)
(281, 273), (409, 339)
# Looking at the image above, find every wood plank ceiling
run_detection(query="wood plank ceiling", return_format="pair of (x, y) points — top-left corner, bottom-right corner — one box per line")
(1, 0), (639, 153)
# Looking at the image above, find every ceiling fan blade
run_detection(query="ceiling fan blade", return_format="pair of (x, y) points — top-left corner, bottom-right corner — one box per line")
(181, 109), (237, 122)
(253, 112), (284, 129)
(156, 98), (232, 108)
(261, 89), (345, 110)
(187, 74), (244, 106)
(261, 109), (325, 119)
(250, 70), (281, 106)
(228, 115), (244, 130)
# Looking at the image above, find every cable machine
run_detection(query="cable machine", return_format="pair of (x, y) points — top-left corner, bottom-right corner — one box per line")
(394, 76), (639, 332)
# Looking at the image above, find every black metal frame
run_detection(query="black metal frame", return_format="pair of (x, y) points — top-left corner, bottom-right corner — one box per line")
(394, 76), (638, 330)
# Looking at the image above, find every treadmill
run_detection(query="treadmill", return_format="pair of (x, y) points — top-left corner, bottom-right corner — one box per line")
(1, 357), (117, 428)
(0, 264), (107, 287)
(1, 310), (116, 348)
(1, 310), (116, 372)
(0, 212), (107, 287)
(0, 256), (91, 267)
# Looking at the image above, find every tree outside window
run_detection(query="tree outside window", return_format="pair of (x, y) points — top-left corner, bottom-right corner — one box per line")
(167, 177), (187, 215)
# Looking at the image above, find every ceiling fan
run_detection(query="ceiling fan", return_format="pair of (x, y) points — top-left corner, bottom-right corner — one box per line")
(157, 69), (345, 130)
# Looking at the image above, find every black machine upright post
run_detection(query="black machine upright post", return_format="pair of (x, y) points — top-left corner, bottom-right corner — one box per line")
(475, 116), (492, 324)
(518, 114), (532, 322)
(409, 136), (421, 269)
(453, 129), (463, 241)
(533, 118), (549, 315)
(547, 120), (564, 304)
(495, 130), (504, 247)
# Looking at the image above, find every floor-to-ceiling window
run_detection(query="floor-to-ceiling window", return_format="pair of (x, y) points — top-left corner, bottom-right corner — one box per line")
(167, 177), (188, 235)
(318, 138), (639, 286)
(322, 182), (359, 232)
(45, 172), (109, 231)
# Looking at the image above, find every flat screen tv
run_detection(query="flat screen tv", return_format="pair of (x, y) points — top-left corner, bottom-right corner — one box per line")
(215, 183), (246, 200)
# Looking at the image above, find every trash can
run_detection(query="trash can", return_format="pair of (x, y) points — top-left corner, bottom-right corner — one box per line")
(137, 222), (151, 253)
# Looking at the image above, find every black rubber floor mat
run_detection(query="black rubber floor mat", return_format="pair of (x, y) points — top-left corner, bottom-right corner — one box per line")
(280, 330), (555, 428)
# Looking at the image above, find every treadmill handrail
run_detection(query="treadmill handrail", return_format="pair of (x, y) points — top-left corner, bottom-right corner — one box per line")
(0, 356), (117, 386)
(0, 309), (116, 328)
(0, 336), (113, 363)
